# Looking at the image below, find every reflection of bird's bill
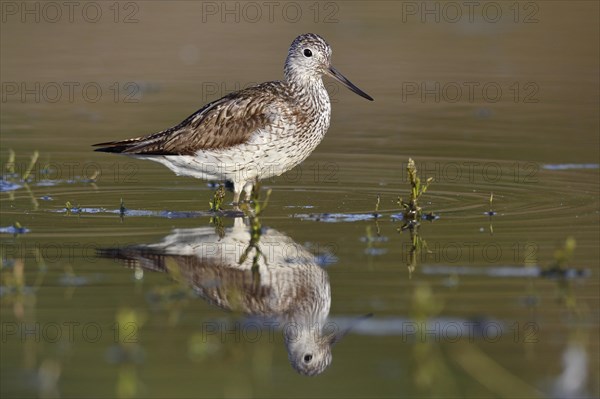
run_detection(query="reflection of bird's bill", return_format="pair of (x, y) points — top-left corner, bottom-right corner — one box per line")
(326, 66), (374, 101)
(328, 313), (374, 345)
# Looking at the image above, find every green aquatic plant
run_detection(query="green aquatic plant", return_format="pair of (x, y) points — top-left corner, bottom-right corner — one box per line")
(405, 224), (430, 278)
(2, 149), (39, 180)
(187, 331), (221, 362)
(12, 221), (23, 235)
(409, 283), (458, 394)
(552, 236), (576, 270)
(209, 185), (226, 212)
(210, 215), (225, 239)
(64, 201), (82, 216)
(21, 151), (39, 181)
(398, 158), (434, 227)
(208, 186), (227, 236)
(547, 237), (591, 370)
(118, 198), (127, 222)
(113, 307), (147, 399)
(485, 192), (497, 216)
(539, 236), (588, 280)
(1, 258), (25, 294)
(487, 192), (495, 234)
(364, 224), (380, 254)
(23, 183), (39, 211)
(239, 183), (272, 273)
(2, 150), (45, 211)
(65, 201), (74, 213)
(247, 180), (272, 215)
(372, 194), (383, 232)
(0, 257), (45, 321)
(4, 149), (15, 174)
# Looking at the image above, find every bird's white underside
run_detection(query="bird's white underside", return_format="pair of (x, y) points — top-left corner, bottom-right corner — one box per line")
(136, 107), (330, 200)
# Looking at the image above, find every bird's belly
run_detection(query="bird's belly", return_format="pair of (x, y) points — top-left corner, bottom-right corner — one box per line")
(139, 126), (326, 183)
(240, 130), (325, 180)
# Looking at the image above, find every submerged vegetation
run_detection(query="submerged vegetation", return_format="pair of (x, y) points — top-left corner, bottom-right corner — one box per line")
(64, 201), (81, 215)
(2, 150), (49, 185)
(3, 149), (38, 181)
(119, 198), (126, 215)
(404, 226), (429, 278)
(21, 150), (39, 181)
(239, 182), (272, 273)
(396, 158), (435, 276)
(486, 192), (495, 235)
(542, 236), (588, 279)
(361, 158), (438, 275)
(487, 192), (496, 216)
(209, 185), (226, 212)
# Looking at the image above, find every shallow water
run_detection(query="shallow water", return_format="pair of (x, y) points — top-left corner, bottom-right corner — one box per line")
(1, 2), (599, 398)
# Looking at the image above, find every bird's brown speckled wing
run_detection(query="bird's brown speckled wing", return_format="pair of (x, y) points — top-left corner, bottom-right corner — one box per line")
(97, 246), (274, 313)
(93, 82), (286, 155)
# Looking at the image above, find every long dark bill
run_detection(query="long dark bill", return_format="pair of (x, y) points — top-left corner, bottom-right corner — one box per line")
(328, 313), (374, 346)
(327, 66), (374, 101)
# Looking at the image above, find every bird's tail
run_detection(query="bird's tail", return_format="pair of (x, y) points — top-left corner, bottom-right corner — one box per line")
(92, 137), (145, 153)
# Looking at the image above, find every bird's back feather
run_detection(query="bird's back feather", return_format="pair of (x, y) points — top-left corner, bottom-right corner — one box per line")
(93, 82), (291, 155)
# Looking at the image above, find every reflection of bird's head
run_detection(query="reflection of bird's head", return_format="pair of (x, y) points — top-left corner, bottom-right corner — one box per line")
(284, 314), (373, 376)
(284, 323), (334, 376)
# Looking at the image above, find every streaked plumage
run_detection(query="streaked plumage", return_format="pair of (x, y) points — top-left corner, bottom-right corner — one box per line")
(98, 218), (338, 376)
(93, 33), (372, 204)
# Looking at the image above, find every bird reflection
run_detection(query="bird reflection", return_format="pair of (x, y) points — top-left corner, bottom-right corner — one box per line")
(99, 218), (350, 376)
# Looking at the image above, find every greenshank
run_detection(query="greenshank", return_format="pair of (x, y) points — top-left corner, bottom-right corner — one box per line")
(94, 33), (373, 204)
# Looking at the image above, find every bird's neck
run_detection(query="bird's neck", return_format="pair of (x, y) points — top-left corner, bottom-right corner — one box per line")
(287, 76), (330, 112)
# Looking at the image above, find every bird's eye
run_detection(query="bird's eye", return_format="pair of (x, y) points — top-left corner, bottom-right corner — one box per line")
(303, 49), (312, 57)
(303, 354), (313, 363)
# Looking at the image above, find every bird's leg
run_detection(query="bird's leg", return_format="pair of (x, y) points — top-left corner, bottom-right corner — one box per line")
(232, 190), (241, 209)
(243, 182), (254, 203)
(232, 181), (247, 211)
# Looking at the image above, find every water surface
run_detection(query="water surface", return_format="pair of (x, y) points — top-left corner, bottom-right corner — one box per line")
(1, 2), (599, 398)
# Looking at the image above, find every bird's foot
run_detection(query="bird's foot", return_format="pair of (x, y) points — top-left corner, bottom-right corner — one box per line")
(238, 201), (256, 217)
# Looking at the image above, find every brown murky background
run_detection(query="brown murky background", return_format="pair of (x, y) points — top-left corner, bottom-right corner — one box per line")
(1, 1), (599, 398)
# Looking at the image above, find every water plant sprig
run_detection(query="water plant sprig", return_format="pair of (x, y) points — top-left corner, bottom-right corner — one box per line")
(398, 158), (435, 227)
(239, 182), (272, 272)
(209, 185), (226, 212)
(21, 151), (39, 181)
(4, 149), (15, 174)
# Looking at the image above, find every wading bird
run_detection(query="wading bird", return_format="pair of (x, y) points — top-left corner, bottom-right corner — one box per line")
(93, 33), (373, 205)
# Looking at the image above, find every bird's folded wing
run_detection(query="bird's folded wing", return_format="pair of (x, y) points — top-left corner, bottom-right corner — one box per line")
(93, 87), (276, 155)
